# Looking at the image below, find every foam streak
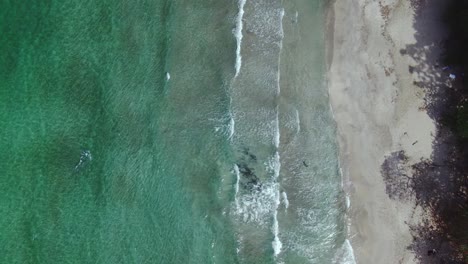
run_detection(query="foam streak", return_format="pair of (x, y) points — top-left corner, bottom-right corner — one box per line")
(234, 0), (246, 77)
(272, 9), (285, 257)
(234, 164), (240, 209)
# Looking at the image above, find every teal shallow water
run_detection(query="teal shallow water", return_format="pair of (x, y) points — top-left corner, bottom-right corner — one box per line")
(0, 1), (352, 263)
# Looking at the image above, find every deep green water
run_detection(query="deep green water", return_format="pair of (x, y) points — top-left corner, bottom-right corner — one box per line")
(0, 1), (353, 263)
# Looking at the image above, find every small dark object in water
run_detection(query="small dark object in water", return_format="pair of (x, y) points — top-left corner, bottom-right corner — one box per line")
(427, 249), (436, 256)
(75, 150), (92, 170)
(303, 161), (308, 167)
(412, 140), (418, 145)
(242, 148), (257, 161)
(237, 163), (254, 178)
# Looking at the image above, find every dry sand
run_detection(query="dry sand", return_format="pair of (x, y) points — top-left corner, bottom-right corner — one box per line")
(327, 0), (445, 263)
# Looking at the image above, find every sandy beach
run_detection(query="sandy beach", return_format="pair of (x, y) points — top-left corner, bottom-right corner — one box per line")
(327, 0), (449, 263)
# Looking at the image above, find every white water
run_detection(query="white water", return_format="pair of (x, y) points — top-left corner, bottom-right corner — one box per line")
(330, 93), (357, 262)
(281, 191), (289, 210)
(295, 109), (301, 133)
(333, 239), (357, 264)
(229, 112), (235, 140)
(272, 188), (282, 256)
(227, 0), (245, 144)
(234, 0), (246, 77)
(227, 2), (355, 262)
(271, 8), (285, 257)
(236, 182), (278, 223)
(233, 164), (240, 209)
(270, 152), (282, 256)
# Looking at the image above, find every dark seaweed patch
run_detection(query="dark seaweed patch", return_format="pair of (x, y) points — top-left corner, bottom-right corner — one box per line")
(236, 162), (262, 192)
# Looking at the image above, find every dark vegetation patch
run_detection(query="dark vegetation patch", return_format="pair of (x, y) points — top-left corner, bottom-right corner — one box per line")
(381, 0), (468, 262)
(381, 151), (413, 201)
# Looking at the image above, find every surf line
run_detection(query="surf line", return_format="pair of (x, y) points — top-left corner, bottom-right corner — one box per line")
(234, 0), (246, 77)
(227, 0), (246, 142)
(230, 0), (247, 209)
(228, 0), (246, 209)
(272, 8), (285, 258)
(272, 151), (282, 257)
(233, 164), (240, 210)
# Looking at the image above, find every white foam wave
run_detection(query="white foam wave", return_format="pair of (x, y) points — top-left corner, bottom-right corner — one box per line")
(269, 151), (282, 256)
(236, 183), (277, 223)
(332, 99), (356, 263)
(234, 164), (240, 209)
(234, 0), (247, 77)
(295, 109), (301, 133)
(274, 116), (280, 148)
(276, 8), (285, 96)
(235, 153), (282, 224)
(272, 189), (282, 256)
(333, 239), (357, 264)
(340, 167), (344, 188)
(211, 115), (235, 137)
(329, 102), (335, 119)
(234, 151), (283, 253)
(281, 191), (289, 210)
(272, 11), (284, 255)
(279, 9), (285, 37)
(266, 151), (281, 179)
(229, 114), (235, 140)
(271, 10), (284, 255)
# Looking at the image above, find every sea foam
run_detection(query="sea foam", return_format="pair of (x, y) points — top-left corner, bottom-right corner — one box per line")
(234, 0), (247, 77)
(229, 113), (235, 140)
(271, 8), (285, 257)
(272, 189), (282, 256)
(234, 164), (240, 209)
(270, 151), (282, 256)
(281, 191), (289, 210)
(333, 239), (357, 264)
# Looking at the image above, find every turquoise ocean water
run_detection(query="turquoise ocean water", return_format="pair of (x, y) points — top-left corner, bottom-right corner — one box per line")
(0, 0), (354, 263)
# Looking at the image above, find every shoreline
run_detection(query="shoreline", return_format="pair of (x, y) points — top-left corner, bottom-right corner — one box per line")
(326, 1), (443, 263)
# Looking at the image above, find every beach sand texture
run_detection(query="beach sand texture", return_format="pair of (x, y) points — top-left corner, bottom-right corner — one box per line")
(328, 0), (448, 263)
